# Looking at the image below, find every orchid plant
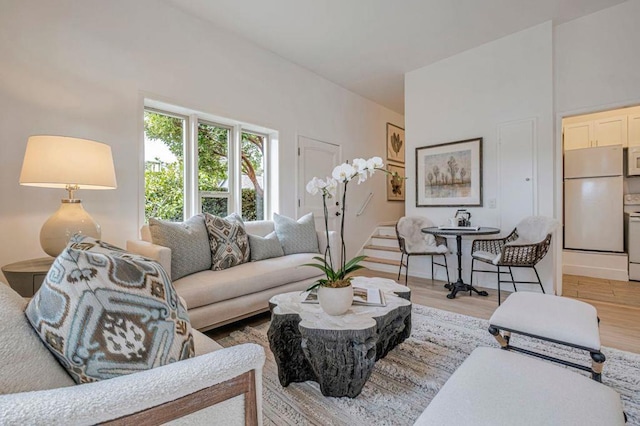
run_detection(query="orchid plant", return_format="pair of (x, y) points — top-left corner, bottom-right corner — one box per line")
(304, 156), (389, 290)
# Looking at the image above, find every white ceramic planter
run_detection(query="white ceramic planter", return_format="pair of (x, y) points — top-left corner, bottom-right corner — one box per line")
(317, 284), (354, 316)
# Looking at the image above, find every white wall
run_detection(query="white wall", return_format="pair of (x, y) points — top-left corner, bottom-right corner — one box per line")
(555, 0), (640, 280)
(405, 22), (555, 291)
(0, 0), (404, 276)
(555, 0), (640, 115)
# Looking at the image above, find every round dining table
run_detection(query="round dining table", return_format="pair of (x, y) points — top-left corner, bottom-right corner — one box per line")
(422, 226), (500, 300)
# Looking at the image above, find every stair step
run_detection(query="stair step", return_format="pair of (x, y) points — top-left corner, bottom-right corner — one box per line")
(364, 256), (401, 266)
(365, 244), (400, 252)
(371, 236), (399, 248)
(377, 226), (396, 237)
(373, 234), (396, 240)
(361, 260), (401, 275)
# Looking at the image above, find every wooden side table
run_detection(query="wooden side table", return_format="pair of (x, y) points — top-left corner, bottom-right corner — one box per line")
(2, 258), (54, 297)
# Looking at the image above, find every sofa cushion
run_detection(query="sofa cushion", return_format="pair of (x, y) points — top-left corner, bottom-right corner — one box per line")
(204, 213), (250, 271)
(273, 213), (319, 255)
(0, 283), (75, 394)
(193, 330), (223, 355)
(245, 220), (275, 237)
(25, 237), (195, 384)
(173, 253), (322, 310)
(149, 215), (211, 281)
(249, 232), (284, 261)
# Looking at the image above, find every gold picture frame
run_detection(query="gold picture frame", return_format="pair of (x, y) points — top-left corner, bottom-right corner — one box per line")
(387, 164), (405, 201)
(386, 123), (405, 164)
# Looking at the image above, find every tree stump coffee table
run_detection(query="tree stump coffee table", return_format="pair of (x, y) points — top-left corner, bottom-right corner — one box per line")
(267, 277), (411, 397)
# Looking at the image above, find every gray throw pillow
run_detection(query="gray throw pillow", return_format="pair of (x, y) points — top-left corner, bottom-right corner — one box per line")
(149, 215), (212, 281)
(204, 213), (250, 270)
(273, 212), (319, 255)
(248, 232), (284, 261)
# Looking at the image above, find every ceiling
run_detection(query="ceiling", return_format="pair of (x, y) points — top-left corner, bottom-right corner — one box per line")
(166, 0), (626, 114)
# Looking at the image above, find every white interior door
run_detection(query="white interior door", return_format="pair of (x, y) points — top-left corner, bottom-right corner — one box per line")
(498, 118), (536, 233)
(297, 136), (341, 230)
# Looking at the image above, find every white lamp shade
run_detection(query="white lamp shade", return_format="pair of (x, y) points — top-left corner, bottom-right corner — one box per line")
(19, 135), (117, 189)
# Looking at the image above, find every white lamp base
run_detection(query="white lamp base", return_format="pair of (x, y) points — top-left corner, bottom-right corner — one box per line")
(40, 200), (101, 257)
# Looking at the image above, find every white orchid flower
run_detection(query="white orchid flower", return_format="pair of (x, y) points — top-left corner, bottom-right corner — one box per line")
(366, 156), (384, 176)
(352, 158), (369, 184)
(306, 177), (324, 195)
(332, 163), (356, 183)
(325, 177), (338, 198)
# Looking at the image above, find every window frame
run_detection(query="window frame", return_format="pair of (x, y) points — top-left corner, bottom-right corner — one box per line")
(142, 102), (271, 222)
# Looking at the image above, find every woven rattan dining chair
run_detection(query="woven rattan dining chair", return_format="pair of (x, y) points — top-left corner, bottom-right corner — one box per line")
(470, 216), (558, 305)
(395, 217), (450, 285)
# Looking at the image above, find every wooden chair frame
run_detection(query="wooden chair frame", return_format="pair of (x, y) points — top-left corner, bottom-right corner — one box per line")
(104, 370), (258, 426)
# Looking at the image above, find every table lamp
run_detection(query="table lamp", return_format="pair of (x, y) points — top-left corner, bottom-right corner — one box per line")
(19, 135), (117, 257)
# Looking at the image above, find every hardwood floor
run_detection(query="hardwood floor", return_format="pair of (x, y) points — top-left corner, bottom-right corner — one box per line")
(563, 274), (640, 307)
(207, 269), (640, 354)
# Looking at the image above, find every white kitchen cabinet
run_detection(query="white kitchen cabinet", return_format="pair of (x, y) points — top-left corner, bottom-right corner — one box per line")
(628, 113), (640, 147)
(594, 115), (628, 147)
(563, 121), (593, 150)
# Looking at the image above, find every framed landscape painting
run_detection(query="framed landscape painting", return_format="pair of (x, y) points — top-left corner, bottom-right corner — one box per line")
(387, 164), (405, 201)
(415, 137), (482, 207)
(386, 123), (405, 164)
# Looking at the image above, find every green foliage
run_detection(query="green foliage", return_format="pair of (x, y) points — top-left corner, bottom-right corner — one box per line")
(144, 162), (184, 221)
(304, 255), (367, 291)
(143, 110), (265, 222)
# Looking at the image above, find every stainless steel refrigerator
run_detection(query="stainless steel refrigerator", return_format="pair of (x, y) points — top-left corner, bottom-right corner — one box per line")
(564, 145), (623, 252)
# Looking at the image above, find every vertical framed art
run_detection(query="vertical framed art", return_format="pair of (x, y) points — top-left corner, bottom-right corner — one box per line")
(386, 123), (405, 164)
(387, 164), (405, 201)
(415, 137), (483, 207)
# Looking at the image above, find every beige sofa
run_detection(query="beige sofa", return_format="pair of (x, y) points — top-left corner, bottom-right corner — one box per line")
(0, 282), (265, 425)
(127, 220), (339, 331)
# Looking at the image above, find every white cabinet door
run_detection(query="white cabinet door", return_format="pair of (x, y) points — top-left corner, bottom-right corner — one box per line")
(628, 113), (640, 147)
(563, 121), (593, 150)
(594, 115), (628, 147)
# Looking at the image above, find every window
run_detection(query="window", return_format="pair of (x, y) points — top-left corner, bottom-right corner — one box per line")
(241, 131), (265, 220)
(144, 110), (186, 222)
(143, 105), (270, 222)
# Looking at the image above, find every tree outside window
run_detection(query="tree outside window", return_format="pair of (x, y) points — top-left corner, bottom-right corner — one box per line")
(144, 109), (266, 222)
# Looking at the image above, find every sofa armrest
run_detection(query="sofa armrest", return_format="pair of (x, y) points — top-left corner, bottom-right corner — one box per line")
(317, 230), (341, 268)
(126, 240), (172, 278)
(0, 343), (265, 426)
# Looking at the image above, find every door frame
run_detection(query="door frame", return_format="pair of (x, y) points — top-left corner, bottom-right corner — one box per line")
(555, 97), (640, 295)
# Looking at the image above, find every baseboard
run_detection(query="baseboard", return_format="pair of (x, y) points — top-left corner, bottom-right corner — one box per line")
(562, 264), (629, 281)
(562, 250), (629, 281)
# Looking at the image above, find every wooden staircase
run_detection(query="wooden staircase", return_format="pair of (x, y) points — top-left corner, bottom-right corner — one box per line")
(360, 225), (402, 275)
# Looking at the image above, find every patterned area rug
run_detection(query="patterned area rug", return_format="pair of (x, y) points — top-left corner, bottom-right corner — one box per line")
(219, 304), (640, 425)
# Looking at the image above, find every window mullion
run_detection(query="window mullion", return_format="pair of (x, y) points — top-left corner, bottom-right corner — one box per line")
(184, 114), (198, 219)
(231, 124), (242, 215)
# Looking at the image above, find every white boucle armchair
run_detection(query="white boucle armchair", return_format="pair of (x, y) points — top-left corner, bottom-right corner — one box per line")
(0, 283), (265, 426)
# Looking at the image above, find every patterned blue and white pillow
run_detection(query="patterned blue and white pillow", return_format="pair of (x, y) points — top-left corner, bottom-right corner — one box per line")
(204, 213), (250, 270)
(25, 236), (194, 384)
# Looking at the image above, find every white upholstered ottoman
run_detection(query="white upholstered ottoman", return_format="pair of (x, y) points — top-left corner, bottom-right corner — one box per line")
(414, 347), (625, 426)
(488, 292), (605, 381)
